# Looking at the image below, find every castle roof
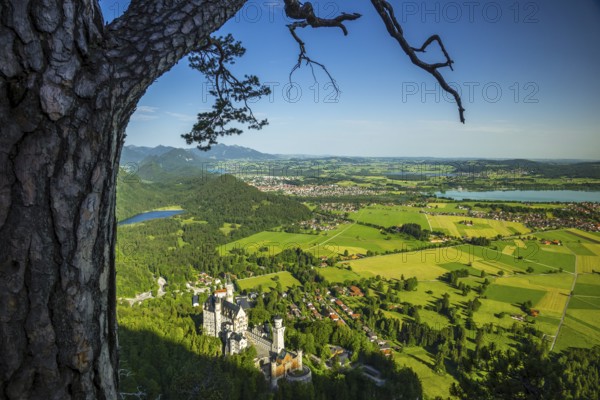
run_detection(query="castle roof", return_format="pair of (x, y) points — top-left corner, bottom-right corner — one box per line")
(222, 299), (245, 319)
(204, 294), (246, 318)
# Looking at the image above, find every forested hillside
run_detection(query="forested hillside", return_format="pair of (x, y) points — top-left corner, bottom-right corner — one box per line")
(115, 172), (311, 296)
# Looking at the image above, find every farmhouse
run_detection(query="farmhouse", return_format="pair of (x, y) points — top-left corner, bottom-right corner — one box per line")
(530, 309), (540, 317)
(349, 285), (365, 297)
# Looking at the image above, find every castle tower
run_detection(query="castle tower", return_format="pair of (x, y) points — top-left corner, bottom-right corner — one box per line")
(225, 277), (234, 303)
(214, 296), (222, 334)
(272, 316), (285, 354)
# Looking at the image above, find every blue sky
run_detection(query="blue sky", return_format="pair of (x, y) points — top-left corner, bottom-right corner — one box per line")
(101, 0), (600, 159)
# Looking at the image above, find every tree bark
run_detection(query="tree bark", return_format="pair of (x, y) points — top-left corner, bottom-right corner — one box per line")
(0, 0), (246, 398)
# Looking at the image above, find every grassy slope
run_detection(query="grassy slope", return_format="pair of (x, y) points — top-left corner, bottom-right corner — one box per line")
(235, 271), (301, 292)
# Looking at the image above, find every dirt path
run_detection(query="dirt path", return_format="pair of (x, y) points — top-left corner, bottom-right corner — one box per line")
(122, 277), (167, 305)
(423, 211), (433, 231)
(550, 251), (578, 351)
(307, 211), (363, 251)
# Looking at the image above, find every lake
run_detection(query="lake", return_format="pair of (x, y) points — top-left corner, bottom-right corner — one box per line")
(434, 190), (600, 203)
(118, 209), (185, 225)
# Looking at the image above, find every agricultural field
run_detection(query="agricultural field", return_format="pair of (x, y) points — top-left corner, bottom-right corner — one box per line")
(321, 223), (423, 254)
(533, 229), (600, 273)
(555, 273), (600, 351)
(426, 214), (529, 238)
(321, 241), (576, 285)
(341, 251), (451, 281)
(317, 267), (361, 283)
(219, 222), (426, 257)
(235, 271), (301, 292)
(484, 284), (547, 305)
(320, 239), (584, 342)
(218, 229), (330, 256)
(348, 205), (429, 228)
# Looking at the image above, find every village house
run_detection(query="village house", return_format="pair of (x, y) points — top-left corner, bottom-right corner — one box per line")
(349, 285), (364, 297)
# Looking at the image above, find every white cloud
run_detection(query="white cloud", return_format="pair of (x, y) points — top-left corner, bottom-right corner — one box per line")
(165, 112), (197, 122)
(137, 105), (159, 113)
(131, 105), (159, 121)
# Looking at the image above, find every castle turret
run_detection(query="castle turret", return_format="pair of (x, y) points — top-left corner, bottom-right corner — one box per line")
(225, 278), (234, 303)
(272, 316), (285, 354)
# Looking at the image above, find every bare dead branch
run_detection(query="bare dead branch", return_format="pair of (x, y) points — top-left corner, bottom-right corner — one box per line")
(371, 0), (465, 123)
(283, 1), (360, 94)
(287, 23), (340, 94)
(411, 35), (455, 71)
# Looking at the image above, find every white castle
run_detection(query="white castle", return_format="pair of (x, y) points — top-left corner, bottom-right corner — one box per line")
(202, 281), (310, 387)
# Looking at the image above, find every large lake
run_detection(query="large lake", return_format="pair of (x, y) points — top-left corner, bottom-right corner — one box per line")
(119, 209), (185, 225)
(434, 190), (600, 203)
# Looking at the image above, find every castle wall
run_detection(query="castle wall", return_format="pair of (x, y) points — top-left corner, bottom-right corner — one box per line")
(246, 329), (273, 353)
(203, 309), (217, 337)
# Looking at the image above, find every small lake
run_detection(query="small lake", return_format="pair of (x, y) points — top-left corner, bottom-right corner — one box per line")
(119, 209), (185, 225)
(434, 190), (600, 203)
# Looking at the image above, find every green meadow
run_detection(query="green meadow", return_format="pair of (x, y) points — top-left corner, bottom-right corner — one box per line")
(235, 271), (301, 292)
(218, 229), (329, 256)
(348, 204), (530, 240)
(426, 214), (529, 238)
(219, 222), (426, 257)
(349, 205), (429, 228)
(393, 348), (457, 400)
(555, 273), (600, 351)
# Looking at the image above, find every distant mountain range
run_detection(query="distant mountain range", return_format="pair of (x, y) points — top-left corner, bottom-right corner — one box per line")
(119, 144), (280, 181)
(120, 143), (275, 165)
(120, 144), (600, 182)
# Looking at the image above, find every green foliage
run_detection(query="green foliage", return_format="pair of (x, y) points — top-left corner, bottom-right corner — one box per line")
(469, 236), (491, 246)
(396, 223), (430, 241)
(455, 341), (600, 400)
(442, 268), (470, 286)
(183, 34), (270, 150)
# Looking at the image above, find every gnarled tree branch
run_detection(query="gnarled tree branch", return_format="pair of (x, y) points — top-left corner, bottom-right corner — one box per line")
(283, 0), (361, 94)
(281, 0), (464, 123)
(370, 0), (466, 123)
(284, 0), (361, 35)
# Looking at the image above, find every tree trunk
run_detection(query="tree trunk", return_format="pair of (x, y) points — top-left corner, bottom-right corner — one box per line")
(0, 1), (245, 398)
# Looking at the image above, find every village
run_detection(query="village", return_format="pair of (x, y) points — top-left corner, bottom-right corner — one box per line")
(245, 176), (376, 197)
